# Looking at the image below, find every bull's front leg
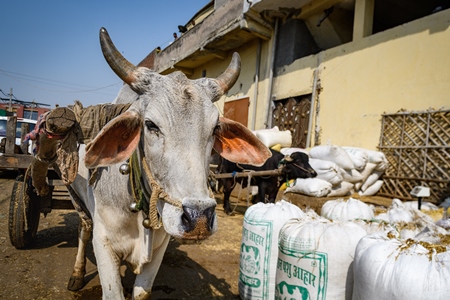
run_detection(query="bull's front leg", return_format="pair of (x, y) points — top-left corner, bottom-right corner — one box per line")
(92, 227), (125, 299)
(133, 231), (170, 300)
(67, 220), (92, 291)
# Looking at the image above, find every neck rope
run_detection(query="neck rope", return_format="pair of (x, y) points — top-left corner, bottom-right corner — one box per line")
(128, 149), (182, 230)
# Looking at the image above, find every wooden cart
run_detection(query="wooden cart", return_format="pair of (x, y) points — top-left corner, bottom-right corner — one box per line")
(1, 116), (73, 249)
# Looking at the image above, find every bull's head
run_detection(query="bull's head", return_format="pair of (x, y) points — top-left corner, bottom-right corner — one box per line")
(280, 151), (317, 180)
(83, 28), (271, 241)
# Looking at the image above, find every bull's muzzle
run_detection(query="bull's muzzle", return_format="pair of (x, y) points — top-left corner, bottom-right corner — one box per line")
(307, 169), (318, 178)
(181, 204), (216, 240)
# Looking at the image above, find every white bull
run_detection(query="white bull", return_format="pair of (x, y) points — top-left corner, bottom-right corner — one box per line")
(67, 27), (271, 299)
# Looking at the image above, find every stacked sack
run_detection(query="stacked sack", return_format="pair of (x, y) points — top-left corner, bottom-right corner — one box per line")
(239, 200), (304, 300)
(316, 197), (450, 299)
(276, 211), (368, 300)
(282, 145), (388, 198)
(252, 126), (292, 149)
(353, 230), (450, 300)
(240, 197), (450, 300)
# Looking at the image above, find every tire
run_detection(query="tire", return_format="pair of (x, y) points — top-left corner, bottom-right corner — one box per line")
(8, 172), (41, 249)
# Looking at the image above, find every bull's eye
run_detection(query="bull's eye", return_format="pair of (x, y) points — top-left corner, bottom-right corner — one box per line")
(145, 120), (160, 134)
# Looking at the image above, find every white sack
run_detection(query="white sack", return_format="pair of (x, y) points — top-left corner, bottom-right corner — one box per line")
(327, 181), (354, 197)
(285, 178), (332, 197)
(365, 149), (389, 171)
(353, 219), (392, 234)
(354, 162), (377, 190)
(403, 201), (439, 211)
(339, 168), (363, 183)
(358, 180), (383, 196)
(353, 231), (450, 300)
(276, 218), (367, 300)
(309, 145), (355, 170)
(252, 126), (279, 135)
(280, 147), (309, 156)
(342, 147), (368, 171)
(256, 129), (292, 148)
(309, 158), (343, 186)
(239, 200), (305, 300)
(360, 170), (384, 191)
(321, 197), (374, 221)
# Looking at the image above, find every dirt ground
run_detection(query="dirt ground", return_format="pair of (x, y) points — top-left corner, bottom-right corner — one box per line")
(0, 170), (395, 300)
(0, 170), (248, 300)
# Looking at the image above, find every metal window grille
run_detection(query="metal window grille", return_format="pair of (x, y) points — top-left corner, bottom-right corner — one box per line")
(272, 96), (311, 148)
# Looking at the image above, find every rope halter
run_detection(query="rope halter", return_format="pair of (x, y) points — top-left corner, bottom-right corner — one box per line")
(128, 150), (182, 230)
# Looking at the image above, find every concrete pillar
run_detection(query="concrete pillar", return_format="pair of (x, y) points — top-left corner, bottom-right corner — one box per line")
(353, 0), (374, 40)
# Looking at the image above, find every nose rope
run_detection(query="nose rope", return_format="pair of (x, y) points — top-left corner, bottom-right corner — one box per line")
(292, 162), (314, 174)
(142, 155), (183, 230)
(129, 150), (182, 230)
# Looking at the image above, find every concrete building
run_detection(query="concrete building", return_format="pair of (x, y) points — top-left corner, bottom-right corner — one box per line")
(141, 0), (450, 201)
(142, 0), (449, 150)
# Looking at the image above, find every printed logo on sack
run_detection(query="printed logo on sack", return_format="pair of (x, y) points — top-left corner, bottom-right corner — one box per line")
(239, 243), (261, 287)
(276, 250), (328, 300)
(275, 281), (311, 300)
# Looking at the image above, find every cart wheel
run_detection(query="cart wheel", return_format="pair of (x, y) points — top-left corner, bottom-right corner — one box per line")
(8, 171), (41, 249)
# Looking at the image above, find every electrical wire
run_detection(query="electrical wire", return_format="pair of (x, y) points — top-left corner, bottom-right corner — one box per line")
(0, 68), (120, 95)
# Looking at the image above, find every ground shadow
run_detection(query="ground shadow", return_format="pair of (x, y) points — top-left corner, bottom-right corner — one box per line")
(151, 238), (241, 299)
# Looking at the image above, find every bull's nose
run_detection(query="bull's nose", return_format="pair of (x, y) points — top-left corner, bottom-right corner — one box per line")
(308, 169), (318, 178)
(181, 205), (216, 235)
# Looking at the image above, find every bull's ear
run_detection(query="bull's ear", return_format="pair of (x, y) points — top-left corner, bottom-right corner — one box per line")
(214, 117), (271, 166)
(85, 110), (142, 168)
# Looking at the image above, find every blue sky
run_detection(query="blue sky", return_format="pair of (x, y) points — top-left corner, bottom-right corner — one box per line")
(0, 0), (211, 108)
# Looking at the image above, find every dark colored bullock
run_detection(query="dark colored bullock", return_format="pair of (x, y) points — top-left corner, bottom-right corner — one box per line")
(217, 150), (316, 215)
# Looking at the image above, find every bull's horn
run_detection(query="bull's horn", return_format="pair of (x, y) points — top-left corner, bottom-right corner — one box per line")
(214, 52), (241, 96)
(100, 27), (137, 85)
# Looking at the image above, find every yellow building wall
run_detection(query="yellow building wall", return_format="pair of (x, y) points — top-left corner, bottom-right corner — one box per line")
(273, 9), (450, 150)
(193, 38), (273, 130)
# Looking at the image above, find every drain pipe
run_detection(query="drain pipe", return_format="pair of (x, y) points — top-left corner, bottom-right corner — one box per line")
(251, 39), (262, 130)
(306, 53), (323, 148)
(264, 17), (280, 128)
(306, 69), (319, 148)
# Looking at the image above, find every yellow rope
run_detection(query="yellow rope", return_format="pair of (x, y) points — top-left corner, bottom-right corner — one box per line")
(140, 156), (182, 230)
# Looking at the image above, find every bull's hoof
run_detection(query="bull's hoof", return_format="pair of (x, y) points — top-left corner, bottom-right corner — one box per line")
(67, 275), (85, 291)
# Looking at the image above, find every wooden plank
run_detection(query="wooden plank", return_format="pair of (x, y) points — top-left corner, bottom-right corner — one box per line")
(51, 199), (74, 210)
(5, 117), (17, 154)
(281, 192), (392, 214)
(0, 154), (33, 169)
(214, 169), (281, 179)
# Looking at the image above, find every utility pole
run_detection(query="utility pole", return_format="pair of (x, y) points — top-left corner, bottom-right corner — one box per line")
(9, 87), (12, 114)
